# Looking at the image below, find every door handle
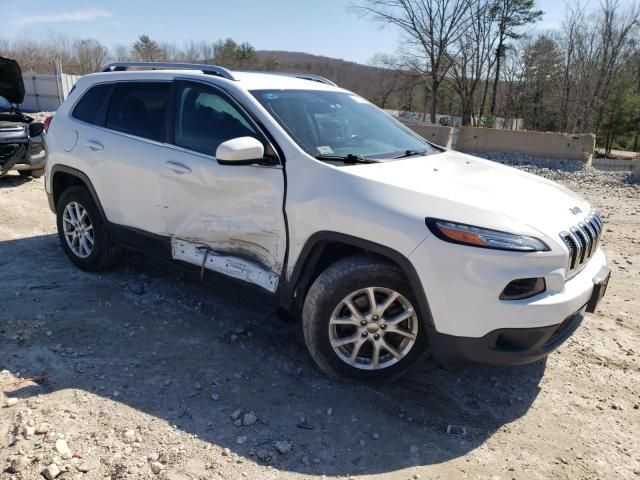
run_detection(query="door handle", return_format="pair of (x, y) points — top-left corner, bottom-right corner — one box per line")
(164, 161), (192, 175)
(85, 140), (104, 151)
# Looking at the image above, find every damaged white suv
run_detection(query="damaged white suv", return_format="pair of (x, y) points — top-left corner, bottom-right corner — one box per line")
(45, 62), (610, 382)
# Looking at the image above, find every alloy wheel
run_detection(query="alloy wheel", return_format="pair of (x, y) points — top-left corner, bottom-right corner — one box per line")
(329, 287), (418, 370)
(62, 201), (94, 259)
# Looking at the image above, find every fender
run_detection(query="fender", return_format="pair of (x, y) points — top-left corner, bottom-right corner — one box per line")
(49, 164), (107, 220)
(279, 231), (435, 327)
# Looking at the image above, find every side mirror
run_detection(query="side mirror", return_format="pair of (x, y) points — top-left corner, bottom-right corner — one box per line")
(216, 137), (266, 165)
(29, 122), (45, 137)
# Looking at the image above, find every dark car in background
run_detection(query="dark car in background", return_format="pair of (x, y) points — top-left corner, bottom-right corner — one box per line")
(0, 57), (46, 179)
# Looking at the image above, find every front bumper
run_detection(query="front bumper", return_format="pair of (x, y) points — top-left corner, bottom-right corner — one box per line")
(0, 140), (46, 174)
(428, 307), (584, 365)
(410, 233), (608, 338)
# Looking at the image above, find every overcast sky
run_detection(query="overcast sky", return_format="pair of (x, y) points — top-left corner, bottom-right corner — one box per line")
(0, 0), (633, 64)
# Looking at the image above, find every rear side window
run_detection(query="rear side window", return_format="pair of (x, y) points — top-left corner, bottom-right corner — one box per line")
(106, 82), (171, 141)
(72, 84), (112, 125)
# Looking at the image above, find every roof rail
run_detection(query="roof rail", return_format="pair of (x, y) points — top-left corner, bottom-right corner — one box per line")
(271, 72), (337, 86)
(238, 71), (337, 86)
(101, 62), (236, 81)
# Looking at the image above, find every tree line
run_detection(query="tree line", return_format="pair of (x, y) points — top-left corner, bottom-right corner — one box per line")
(357, 0), (640, 152)
(1, 0), (638, 152)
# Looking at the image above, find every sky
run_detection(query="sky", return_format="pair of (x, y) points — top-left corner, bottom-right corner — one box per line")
(0, 0), (627, 64)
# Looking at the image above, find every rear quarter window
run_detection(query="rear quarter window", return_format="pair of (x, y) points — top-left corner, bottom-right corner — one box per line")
(72, 84), (112, 125)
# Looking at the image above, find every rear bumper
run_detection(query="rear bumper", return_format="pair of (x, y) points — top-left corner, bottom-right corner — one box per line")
(428, 307), (584, 366)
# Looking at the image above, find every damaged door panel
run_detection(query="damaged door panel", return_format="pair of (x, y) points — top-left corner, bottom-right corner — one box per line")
(160, 153), (286, 291)
(172, 239), (279, 292)
(161, 80), (286, 290)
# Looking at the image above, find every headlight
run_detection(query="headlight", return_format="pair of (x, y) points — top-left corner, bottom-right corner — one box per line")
(426, 218), (549, 252)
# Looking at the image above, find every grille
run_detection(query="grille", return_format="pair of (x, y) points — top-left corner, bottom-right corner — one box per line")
(560, 210), (603, 278)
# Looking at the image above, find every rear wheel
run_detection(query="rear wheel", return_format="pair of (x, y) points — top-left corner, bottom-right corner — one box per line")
(56, 186), (121, 271)
(302, 255), (430, 383)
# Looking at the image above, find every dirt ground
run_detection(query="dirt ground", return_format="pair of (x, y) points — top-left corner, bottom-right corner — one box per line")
(1, 169), (639, 480)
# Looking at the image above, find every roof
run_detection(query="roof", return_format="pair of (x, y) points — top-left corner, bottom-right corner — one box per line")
(88, 63), (343, 93)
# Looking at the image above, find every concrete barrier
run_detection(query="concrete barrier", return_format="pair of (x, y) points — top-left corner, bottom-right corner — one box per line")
(408, 124), (596, 163)
(592, 157), (637, 172)
(455, 127), (595, 162)
(634, 159), (640, 183)
(408, 125), (453, 149)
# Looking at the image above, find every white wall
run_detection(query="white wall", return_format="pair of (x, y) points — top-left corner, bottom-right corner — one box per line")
(20, 72), (80, 112)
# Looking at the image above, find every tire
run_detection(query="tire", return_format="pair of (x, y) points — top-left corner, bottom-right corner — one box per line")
(18, 168), (44, 179)
(302, 255), (430, 383)
(30, 168), (45, 178)
(56, 186), (121, 271)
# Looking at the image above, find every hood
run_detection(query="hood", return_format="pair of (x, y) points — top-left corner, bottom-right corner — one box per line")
(0, 57), (25, 105)
(348, 150), (592, 240)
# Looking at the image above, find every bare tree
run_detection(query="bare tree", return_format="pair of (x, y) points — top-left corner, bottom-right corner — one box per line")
(369, 53), (406, 108)
(354, 0), (469, 123)
(111, 44), (132, 62)
(74, 39), (108, 74)
(449, 0), (499, 125)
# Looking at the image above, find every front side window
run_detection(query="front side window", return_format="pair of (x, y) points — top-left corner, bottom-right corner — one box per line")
(252, 90), (437, 161)
(174, 82), (257, 156)
(106, 82), (170, 141)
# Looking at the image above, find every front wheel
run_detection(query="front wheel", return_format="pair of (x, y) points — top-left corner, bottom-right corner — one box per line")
(302, 255), (430, 383)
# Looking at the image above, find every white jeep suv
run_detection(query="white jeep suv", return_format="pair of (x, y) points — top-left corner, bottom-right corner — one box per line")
(44, 62), (610, 382)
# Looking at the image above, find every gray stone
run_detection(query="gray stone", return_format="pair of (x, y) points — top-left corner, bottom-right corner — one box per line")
(42, 463), (61, 480)
(10, 456), (29, 473)
(242, 412), (257, 426)
(274, 440), (292, 454)
(230, 409), (243, 421)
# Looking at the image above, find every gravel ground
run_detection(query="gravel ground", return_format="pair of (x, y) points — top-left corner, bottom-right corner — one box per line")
(1, 157), (639, 480)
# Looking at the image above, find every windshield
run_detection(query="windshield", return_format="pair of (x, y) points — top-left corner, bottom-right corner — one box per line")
(251, 90), (437, 161)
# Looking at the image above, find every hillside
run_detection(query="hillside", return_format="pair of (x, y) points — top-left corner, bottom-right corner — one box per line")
(255, 50), (388, 98)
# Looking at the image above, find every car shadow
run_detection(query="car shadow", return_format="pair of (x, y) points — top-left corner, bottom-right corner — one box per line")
(0, 172), (31, 188)
(1, 233), (546, 476)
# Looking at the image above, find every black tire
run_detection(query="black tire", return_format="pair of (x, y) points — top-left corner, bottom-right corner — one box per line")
(30, 168), (45, 178)
(302, 255), (430, 383)
(18, 168), (44, 179)
(56, 186), (121, 271)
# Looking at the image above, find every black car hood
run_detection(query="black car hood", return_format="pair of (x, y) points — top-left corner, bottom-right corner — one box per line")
(0, 57), (25, 105)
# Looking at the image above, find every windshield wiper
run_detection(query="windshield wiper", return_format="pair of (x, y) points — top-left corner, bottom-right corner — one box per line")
(391, 149), (429, 159)
(315, 153), (378, 164)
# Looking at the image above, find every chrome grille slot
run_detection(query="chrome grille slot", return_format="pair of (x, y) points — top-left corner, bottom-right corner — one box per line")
(560, 209), (603, 279)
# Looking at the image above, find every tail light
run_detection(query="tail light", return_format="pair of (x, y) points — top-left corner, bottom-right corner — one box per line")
(44, 116), (53, 133)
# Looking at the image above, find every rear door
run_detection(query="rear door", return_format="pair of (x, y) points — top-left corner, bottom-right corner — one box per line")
(88, 81), (172, 234)
(160, 79), (286, 291)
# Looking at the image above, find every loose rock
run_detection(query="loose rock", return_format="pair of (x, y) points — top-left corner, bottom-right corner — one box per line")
(150, 461), (164, 474)
(42, 463), (61, 479)
(274, 440), (292, 454)
(242, 411), (257, 426)
(10, 456), (29, 473)
(55, 439), (71, 458)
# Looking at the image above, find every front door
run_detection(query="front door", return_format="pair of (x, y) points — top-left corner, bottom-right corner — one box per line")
(160, 80), (286, 292)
